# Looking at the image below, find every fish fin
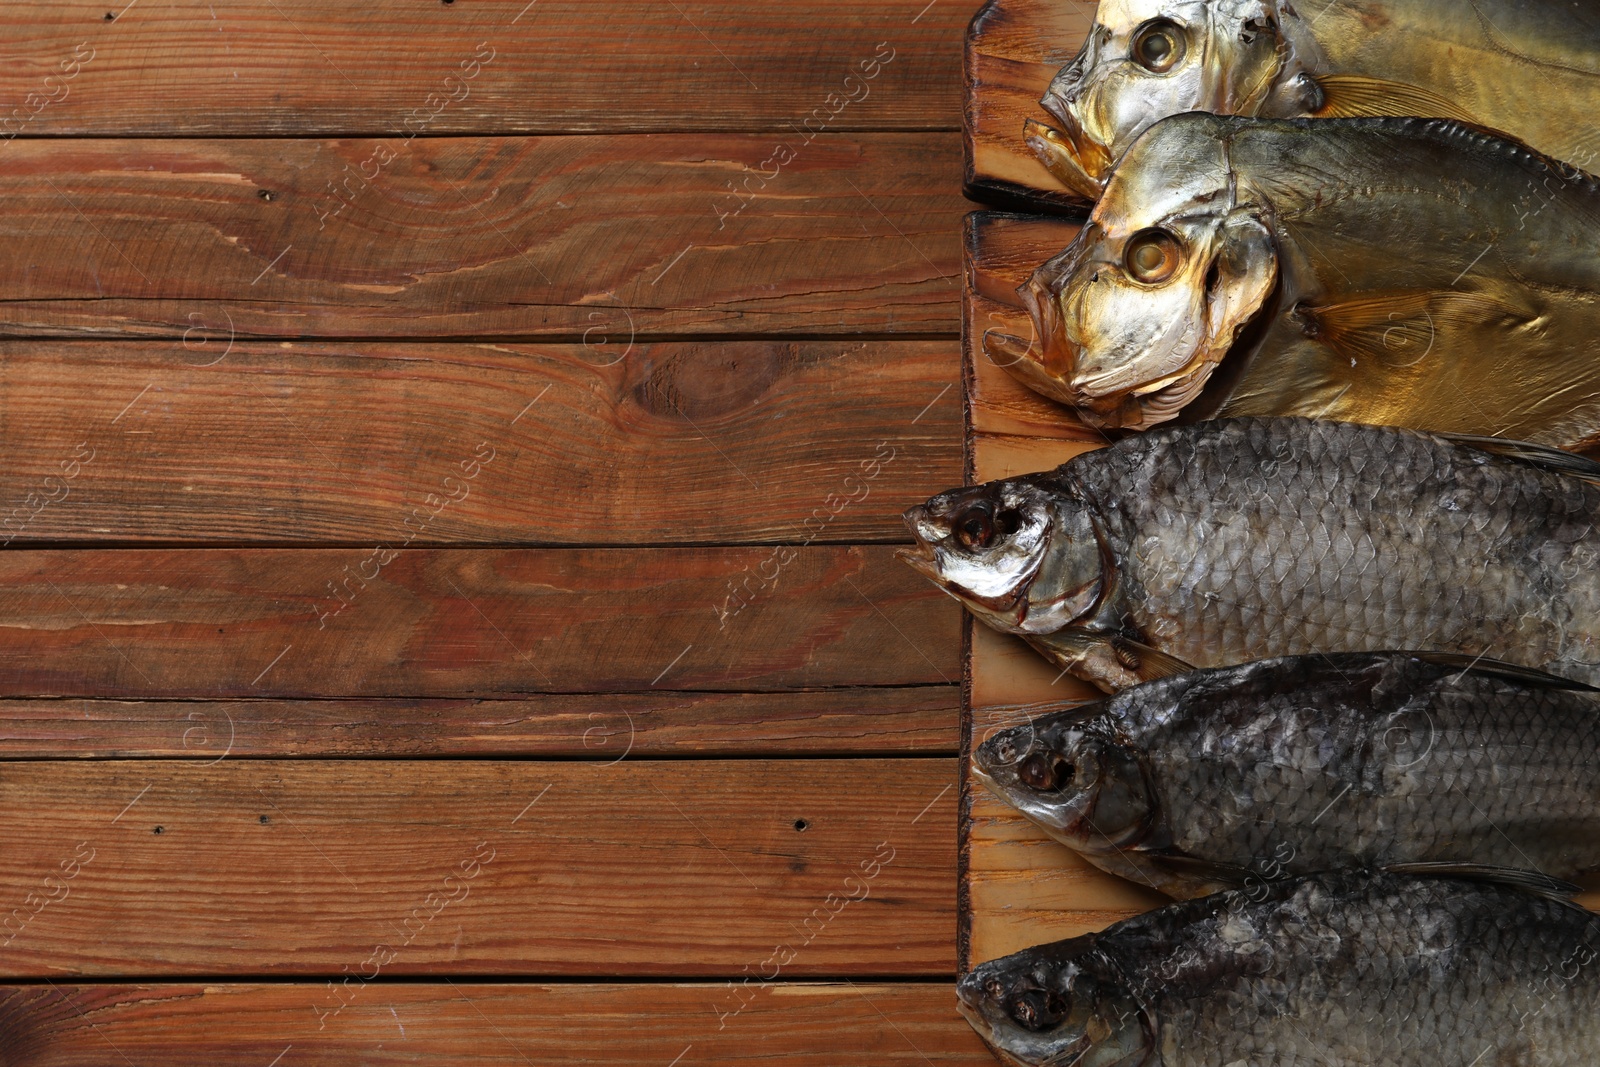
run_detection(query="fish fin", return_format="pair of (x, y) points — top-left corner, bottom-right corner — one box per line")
(1408, 651), (1600, 692)
(1381, 862), (1582, 904)
(1437, 433), (1600, 487)
(1311, 74), (1481, 125)
(1109, 637), (1195, 683)
(1290, 290), (1525, 370)
(1142, 852), (1258, 889)
(1024, 632), (1194, 692)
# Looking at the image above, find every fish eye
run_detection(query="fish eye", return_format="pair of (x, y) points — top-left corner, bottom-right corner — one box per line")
(1010, 989), (1069, 1032)
(1018, 752), (1073, 791)
(954, 505), (996, 551)
(1124, 229), (1182, 284)
(1131, 18), (1185, 73)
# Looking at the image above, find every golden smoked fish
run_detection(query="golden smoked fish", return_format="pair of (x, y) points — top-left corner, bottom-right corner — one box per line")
(992, 114), (1600, 448)
(1028, 0), (1600, 199)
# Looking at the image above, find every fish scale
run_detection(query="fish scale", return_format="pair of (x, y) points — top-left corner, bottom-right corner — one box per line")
(1066, 419), (1600, 682)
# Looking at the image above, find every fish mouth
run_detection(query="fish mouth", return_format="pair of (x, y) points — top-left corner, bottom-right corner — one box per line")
(895, 544), (940, 582)
(897, 505), (942, 580)
(970, 758), (1003, 797)
(1007, 244), (1239, 432)
(1024, 118), (1107, 201)
(954, 993), (1002, 1054)
(1005, 269), (1133, 425)
(956, 983), (1075, 1067)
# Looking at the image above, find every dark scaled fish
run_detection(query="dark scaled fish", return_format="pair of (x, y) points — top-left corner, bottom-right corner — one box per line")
(900, 418), (1600, 691)
(975, 652), (1600, 898)
(958, 867), (1600, 1067)
(994, 114), (1600, 448)
(1027, 0), (1600, 200)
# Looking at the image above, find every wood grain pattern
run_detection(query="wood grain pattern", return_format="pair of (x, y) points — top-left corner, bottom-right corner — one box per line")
(0, 688), (959, 759)
(0, 982), (993, 1065)
(0, 1), (963, 135)
(962, 199), (1152, 965)
(964, 212), (1094, 441)
(0, 759), (956, 976)
(0, 547), (958, 698)
(0, 135), (961, 339)
(0, 340), (958, 545)
(964, 0), (1094, 210)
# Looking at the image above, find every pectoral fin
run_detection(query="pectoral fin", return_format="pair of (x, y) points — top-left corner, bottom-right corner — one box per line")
(1291, 290), (1527, 369)
(1312, 74), (1481, 125)
(1109, 637), (1195, 682)
(1025, 630), (1195, 692)
(1142, 852), (1259, 891)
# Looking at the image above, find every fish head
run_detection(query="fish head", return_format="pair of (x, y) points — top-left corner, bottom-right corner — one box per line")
(1033, 0), (1315, 193)
(1011, 115), (1279, 429)
(899, 477), (1105, 637)
(957, 943), (1150, 1067)
(974, 712), (1155, 850)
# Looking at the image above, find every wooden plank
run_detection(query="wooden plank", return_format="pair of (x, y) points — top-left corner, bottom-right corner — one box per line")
(961, 190), (1145, 966)
(964, 212), (1094, 441)
(0, 688), (960, 758)
(0, 340), (959, 545)
(0, 2), (962, 135)
(0, 547), (959, 698)
(964, 0), (1094, 211)
(0, 135), (962, 339)
(0, 982), (992, 1064)
(970, 433), (1093, 484)
(0, 758), (957, 976)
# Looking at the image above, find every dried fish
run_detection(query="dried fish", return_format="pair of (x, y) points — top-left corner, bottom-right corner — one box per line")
(901, 418), (1600, 690)
(1028, 0), (1600, 199)
(998, 115), (1600, 446)
(975, 652), (1600, 897)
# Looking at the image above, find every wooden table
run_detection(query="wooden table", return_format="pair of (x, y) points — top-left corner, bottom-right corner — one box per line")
(0, 3), (995, 1061)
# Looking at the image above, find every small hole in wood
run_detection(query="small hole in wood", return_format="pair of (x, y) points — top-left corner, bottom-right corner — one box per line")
(257, 189), (275, 201)
(152, 826), (164, 834)
(259, 814), (271, 825)
(104, 11), (116, 19)
(793, 819), (808, 832)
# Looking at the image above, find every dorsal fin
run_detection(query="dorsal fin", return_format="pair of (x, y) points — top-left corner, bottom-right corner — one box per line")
(1382, 862), (1581, 904)
(1439, 433), (1600, 486)
(1410, 651), (1600, 692)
